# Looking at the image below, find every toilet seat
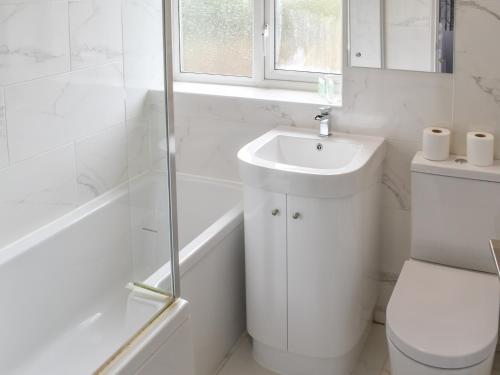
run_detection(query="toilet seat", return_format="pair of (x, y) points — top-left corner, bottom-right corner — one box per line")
(386, 259), (499, 369)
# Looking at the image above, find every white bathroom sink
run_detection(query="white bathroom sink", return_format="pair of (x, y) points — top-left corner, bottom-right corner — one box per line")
(255, 134), (362, 170)
(238, 127), (386, 198)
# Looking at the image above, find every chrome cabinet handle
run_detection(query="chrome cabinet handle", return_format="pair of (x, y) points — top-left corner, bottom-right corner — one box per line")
(292, 212), (301, 220)
(271, 209), (280, 216)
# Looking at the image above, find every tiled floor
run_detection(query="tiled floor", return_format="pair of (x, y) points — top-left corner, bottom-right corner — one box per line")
(217, 324), (500, 375)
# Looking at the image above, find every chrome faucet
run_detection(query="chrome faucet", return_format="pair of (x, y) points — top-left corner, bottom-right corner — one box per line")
(315, 106), (332, 137)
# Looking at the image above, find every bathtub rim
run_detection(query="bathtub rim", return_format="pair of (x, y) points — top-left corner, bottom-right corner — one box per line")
(0, 182), (130, 267)
(0, 172), (241, 269)
(146, 200), (243, 290)
(97, 298), (191, 375)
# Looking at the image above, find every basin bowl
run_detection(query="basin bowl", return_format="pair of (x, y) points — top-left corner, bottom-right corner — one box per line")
(237, 127), (386, 198)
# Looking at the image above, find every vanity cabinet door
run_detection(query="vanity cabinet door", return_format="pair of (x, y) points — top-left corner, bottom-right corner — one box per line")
(244, 186), (287, 351)
(287, 194), (362, 358)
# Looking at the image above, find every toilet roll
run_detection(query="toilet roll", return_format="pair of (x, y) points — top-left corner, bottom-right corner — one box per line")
(422, 127), (451, 161)
(467, 131), (494, 167)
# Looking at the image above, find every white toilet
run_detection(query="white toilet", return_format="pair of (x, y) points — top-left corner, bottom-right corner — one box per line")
(386, 152), (500, 375)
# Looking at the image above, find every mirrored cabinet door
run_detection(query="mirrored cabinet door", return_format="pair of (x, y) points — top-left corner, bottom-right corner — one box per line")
(348, 0), (454, 73)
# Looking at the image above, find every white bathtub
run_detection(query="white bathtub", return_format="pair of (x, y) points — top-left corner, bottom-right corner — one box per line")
(0, 182), (182, 375)
(0, 172), (245, 375)
(146, 173), (246, 375)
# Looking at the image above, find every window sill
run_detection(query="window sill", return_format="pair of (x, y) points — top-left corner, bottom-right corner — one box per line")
(151, 82), (342, 107)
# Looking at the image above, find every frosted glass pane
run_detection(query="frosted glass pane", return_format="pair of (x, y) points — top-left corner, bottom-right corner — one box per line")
(275, 0), (342, 74)
(180, 0), (253, 77)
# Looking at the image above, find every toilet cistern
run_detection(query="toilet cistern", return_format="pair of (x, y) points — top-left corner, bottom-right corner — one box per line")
(315, 106), (332, 137)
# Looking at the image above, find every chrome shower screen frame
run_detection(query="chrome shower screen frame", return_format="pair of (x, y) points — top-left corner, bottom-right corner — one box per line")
(162, 0), (181, 299)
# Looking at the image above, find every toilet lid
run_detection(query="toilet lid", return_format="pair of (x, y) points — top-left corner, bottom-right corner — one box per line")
(386, 259), (499, 369)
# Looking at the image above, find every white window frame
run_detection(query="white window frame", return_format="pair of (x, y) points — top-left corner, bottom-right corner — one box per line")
(171, 0), (342, 89)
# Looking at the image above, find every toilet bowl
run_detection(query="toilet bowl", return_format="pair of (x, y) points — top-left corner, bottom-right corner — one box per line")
(385, 152), (500, 375)
(386, 260), (499, 375)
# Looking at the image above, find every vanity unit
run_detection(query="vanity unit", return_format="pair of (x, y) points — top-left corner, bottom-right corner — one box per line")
(238, 127), (386, 375)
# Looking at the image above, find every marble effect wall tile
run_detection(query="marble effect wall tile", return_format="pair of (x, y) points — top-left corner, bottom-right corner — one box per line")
(149, 99), (168, 172)
(0, 0), (158, 255)
(382, 140), (419, 211)
(122, 0), (164, 120)
(0, 1), (70, 85)
(171, 90), (326, 181)
(0, 145), (77, 249)
(128, 173), (170, 281)
(75, 123), (129, 203)
(381, 207), (411, 276)
(335, 68), (453, 143)
(176, 115), (271, 182)
(126, 116), (152, 178)
(174, 92), (319, 129)
(375, 279), (396, 324)
(453, 0), (500, 158)
(5, 62), (125, 163)
(0, 89), (8, 169)
(69, 0), (124, 70)
(337, 69), (436, 217)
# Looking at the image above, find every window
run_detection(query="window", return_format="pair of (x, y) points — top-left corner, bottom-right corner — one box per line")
(178, 0), (254, 77)
(173, 0), (342, 86)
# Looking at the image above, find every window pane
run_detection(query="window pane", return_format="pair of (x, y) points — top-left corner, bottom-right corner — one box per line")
(180, 0), (253, 77)
(275, 0), (342, 74)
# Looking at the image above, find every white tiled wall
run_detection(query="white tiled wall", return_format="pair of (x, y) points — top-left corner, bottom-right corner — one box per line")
(5, 63), (126, 163)
(122, 0), (164, 120)
(0, 144), (77, 248)
(69, 0), (124, 70)
(0, 1), (70, 86)
(453, 0), (500, 158)
(0, 0), (157, 250)
(75, 123), (128, 203)
(171, 0), (500, 317)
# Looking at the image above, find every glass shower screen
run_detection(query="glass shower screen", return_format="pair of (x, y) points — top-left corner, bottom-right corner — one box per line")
(122, 0), (180, 298)
(96, 0), (181, 365)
